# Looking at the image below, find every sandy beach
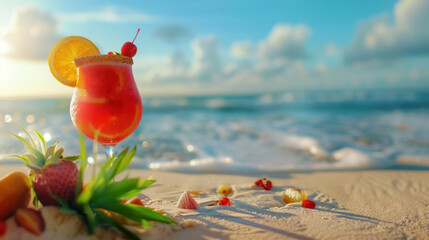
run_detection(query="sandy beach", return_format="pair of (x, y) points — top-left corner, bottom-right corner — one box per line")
(1, 165), (428, 239)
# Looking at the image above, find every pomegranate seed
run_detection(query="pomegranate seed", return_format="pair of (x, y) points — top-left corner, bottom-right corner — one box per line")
(218, 197), (231, 206)
(264, 180), (273, 190)
(255, 179), (264, 187)
(302, 200), (316, 209)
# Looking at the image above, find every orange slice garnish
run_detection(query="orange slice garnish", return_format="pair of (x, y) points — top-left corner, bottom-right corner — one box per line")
(48, 36), (100, 87)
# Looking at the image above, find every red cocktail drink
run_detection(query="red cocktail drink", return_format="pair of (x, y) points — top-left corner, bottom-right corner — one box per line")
(71, 55), (142, 146)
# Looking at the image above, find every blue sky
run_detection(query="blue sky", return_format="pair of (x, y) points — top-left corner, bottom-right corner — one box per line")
(0, 0), (428, 98)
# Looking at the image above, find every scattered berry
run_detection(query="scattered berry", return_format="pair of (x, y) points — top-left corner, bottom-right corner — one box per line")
(126, 197), (144, 206)
(255, 179), (264, 187)
(218, 197), (231, 206)
(121, 28), (140, 57)
(264, 180), (273, 190)
(0, 221), (6, 237)
(177, 191), (199, 209)
(15, 208), (45, 236)
(302, 200), (316, 209)
(255, 177), (273, 191)
(217, 185), (233, 197)
(282, 188), (307, 204)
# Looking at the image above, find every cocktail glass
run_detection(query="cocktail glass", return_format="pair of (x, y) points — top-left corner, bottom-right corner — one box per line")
(70, 54), (143, 163)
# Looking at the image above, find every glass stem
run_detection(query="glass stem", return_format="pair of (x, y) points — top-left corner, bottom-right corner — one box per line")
(104, 145), (116, 180)
(104, 145), (115, 159)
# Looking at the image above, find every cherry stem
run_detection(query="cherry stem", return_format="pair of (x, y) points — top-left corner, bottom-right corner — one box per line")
(131, 28), (141, 44)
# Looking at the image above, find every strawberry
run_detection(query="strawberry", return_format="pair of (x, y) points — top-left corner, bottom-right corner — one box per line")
(12, 127), (80, 206)
(32, 160), (78, 206)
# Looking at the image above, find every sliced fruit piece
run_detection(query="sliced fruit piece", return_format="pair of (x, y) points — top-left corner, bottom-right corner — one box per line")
(282, 188), (307, 204)
(15, 208), (45, 236)
(0, 172), (31, 220)
(177, 191), (199, 209)
(48, 36), (100, 87)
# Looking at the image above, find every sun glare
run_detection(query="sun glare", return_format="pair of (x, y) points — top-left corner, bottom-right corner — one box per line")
(0, 40), (9, 55)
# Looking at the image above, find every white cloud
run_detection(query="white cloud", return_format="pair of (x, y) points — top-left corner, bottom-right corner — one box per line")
(344, 0), (429, 64)
(140, 24), (314, 92)
(316, 62), (328, 73)
(1, 5), (62, 60)
(189, 34), (222, 81)
(230, 40), (253, 59)
(258, 24), (311, 62)
(60, 6), (159, 23)
(139, 36), (224, 86)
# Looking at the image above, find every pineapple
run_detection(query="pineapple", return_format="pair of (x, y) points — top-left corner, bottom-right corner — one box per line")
(70, 133), (176, 240)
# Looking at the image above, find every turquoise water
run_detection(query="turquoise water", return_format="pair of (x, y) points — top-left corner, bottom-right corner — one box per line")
(1, 89), (429, 173)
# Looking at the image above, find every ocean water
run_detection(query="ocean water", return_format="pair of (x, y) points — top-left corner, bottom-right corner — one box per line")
(1, 89), (429, 173)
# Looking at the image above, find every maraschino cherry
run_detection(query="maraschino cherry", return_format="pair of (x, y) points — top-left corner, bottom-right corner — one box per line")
(121, 28), (140, 57)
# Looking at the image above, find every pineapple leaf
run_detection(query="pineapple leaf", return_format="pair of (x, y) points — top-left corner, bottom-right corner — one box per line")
(74, 134), (175, 239)
(119, 179), (156, 200)
(46, 156), (60, 166)
(99, 201), (176, 225)
(33, 130), (47, 154)
(26, 163), (42, 172)
(63, 155), (80, 161)
(26, 153), (45, 170)
(19, 125), (37, 149)
(82, 203), (96, 234)
(55, 147), (64, 158)
(11, 133), (35, 155)
(45, 141), (58, 159)
(78, 177), (97, 205)
(141, 219), (152, 228)
(115, 146), (136, 176)
(91, 178), (142, 204)
(94, 209), (140, 240)
(11, 154), (30, 165)
(29, 148), (47, 166)
(104, 147), (129, 182)
(51, 194), (70, 210)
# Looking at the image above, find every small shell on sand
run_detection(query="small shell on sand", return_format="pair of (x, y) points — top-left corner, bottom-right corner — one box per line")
(177, 191), (199, 209)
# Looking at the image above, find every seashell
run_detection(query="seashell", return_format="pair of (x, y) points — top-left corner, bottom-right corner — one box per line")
(176, 191), (199, 209)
